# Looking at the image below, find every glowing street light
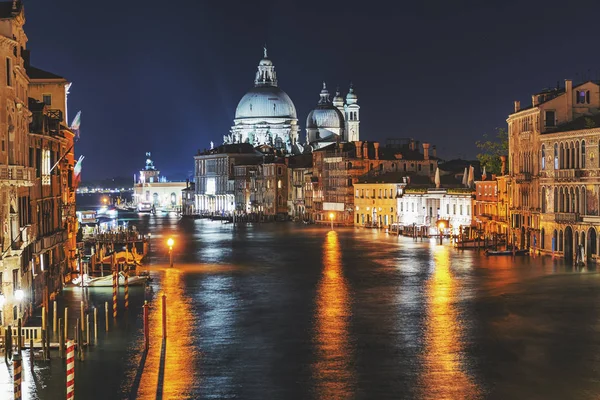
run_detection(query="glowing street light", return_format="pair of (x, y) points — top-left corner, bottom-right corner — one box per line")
(0, 293), (5, 308)
(329, 213), (334, 231)
(436, 220), (448, 245)
(15, 289), (24, 302)
(167, 237), (174, 267)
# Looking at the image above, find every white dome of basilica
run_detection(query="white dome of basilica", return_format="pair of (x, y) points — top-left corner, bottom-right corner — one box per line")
(235, 86), (297, 120)
(224, 48), (300, 154)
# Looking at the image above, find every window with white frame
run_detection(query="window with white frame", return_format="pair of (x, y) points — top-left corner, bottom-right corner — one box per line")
(42, 149), (51, 185)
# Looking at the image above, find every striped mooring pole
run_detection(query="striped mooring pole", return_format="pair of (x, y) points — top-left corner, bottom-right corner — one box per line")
(124, 272), (129, 309)
(13, 353), (22, 400)
(112, 271), (117, 319)
(66, 340), (75, 399)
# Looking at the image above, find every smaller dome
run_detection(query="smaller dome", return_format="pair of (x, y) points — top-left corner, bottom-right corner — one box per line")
(306, 107), (344, 129)
(346, 84), (358, 104)
(333, 87), (344, 106)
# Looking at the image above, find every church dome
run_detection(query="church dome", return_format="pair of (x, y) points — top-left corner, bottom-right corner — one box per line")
(306, 107), (344, 129)
(306, 82), (344, 129)
(235, 86), (297, 120)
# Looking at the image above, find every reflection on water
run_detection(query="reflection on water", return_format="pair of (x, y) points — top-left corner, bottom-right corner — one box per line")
(137, 267), (196, 399)
(312, 231), (354, 399)
(419, 245), (480, 399)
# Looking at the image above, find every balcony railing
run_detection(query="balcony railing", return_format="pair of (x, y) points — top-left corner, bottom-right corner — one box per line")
(515, 172), (532, 182)
(0, 165), (35, 184)
(555, 212), (581, 223)
(555, 169), (582, 180)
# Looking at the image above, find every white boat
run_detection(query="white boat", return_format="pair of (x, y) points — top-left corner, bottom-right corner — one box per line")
(72, 272), (150, 287)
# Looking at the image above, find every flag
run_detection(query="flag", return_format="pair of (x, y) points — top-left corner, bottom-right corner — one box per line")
(73, 155), (85, 187)
(70, 111), (81, 139)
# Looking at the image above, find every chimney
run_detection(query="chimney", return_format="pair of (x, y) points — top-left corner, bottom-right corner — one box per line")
(532, 95), (538, 107)
(373, 142), (380, 160)
(514, 100), (520, 113)
(432, 145), (437, 158)
(422, 142), (430, 160)
(363, 142), (369, 159)
(500, 155), (507, 175)
(355, 141), (363, 158)
(409, 139), (415, 151)
(565, 79), (573, 122)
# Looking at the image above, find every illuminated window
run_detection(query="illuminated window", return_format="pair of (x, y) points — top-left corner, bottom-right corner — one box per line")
(541, 144), (546, 170)
(277, 180), (282, 189)
(42, 149), (51, 185)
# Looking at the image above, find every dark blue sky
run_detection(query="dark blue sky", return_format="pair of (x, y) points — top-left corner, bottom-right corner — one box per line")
(24, 0), (600, 181)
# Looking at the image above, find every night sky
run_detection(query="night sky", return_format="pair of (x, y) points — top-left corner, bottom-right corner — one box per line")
(23, 0), (600, 181)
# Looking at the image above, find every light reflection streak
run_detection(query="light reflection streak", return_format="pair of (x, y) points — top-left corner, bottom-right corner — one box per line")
(419, 245), (480, 399)
(312, 231), (354, 398)
(137, 268), (196, 399)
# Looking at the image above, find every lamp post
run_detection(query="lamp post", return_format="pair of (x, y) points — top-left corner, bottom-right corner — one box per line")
(167, 238), (174, 268)
(329, 213), (334, 231)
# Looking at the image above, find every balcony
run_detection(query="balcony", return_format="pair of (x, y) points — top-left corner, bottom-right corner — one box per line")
(0, 165), (35, 186)
(555, 169), (582, 180)
(515, 172), (532, 182)
(555, 212), (581, 223)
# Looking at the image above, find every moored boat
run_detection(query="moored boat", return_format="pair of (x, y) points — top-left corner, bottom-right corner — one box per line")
(485, 248), (529, 256)
(72, 271), (150, 287)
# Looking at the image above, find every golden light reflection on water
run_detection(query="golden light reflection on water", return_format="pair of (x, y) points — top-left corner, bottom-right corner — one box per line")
(420, 245), (480, 399)
(312, 231), (354, 399)
(137, 268), (196, 399)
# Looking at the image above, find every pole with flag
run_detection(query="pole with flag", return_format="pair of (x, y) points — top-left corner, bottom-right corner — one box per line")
(49, 111), (82, 174)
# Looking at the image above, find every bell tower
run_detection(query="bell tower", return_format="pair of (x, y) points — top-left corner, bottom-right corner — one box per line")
(344, 84), (360, 142)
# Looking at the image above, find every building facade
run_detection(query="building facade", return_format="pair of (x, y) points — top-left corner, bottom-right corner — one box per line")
(397, 188), (474, 236)
(508, 79), (600, 260)
(353, 180), (403, 228)
(195, 143), (263, 215)
(0, 1), (76, 326)
(538, 123), (600, 261)
(133, 153), (186, 211)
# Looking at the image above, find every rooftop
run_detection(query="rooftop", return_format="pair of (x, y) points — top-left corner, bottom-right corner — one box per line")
(26, 65), (65, 80)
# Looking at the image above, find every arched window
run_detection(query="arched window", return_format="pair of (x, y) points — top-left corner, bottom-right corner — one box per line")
(560, 143), (564, 169)
(541, 144), (546, 170)
(541, 187), (546, 213)
(582, 186), (586, 215)
(541, 228), (545, 250)
(575, 141), (580, 169)
(582, 140), (586, 168)
(554, 187), (558, 212)
(554, 143), (559, 169)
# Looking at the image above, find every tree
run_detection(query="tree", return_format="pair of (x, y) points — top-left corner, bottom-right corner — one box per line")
(476, 128), (508, 175)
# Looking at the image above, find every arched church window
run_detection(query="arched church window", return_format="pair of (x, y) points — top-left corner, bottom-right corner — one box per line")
(541, 144), (545, 170)
(582, 140), (586, 168)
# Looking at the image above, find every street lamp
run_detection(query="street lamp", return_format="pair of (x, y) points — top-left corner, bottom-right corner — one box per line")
(14, 289), (24, 302)
(329, 213), (334, 230)
(167, 237), (174, 267)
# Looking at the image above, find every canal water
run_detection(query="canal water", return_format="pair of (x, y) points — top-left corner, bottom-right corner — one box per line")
(3, 211), (600, 399)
